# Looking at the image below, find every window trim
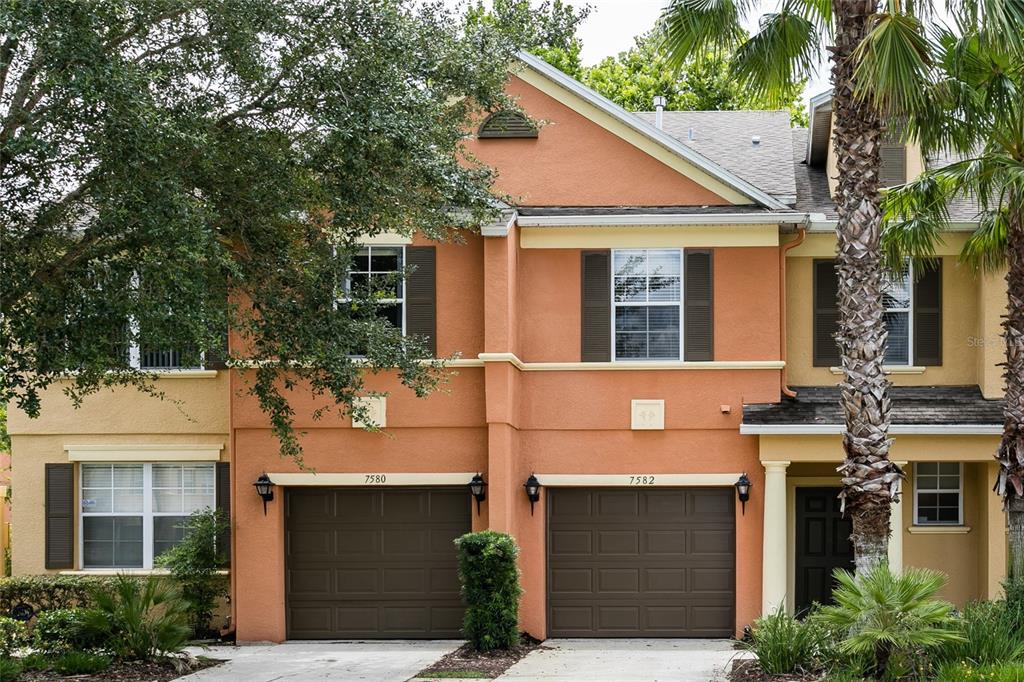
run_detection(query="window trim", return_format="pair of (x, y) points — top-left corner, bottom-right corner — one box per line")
(912, 461), (963, 526)
(78, 462), (216, 570)
(610, 248), (684, 362)
(883, 259), (914, 367)
(343, 244), (407, 335)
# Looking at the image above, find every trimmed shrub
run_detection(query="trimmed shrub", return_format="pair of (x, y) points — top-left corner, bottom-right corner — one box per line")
(936, 662), (1024, 682)
(0, 575), (107, 616)
(81, 575), (191, 660)
(32, 608), (102, 655)
(0, 656), (22, 681)
(52, 651), (112, 675)
(455, 531), (522, 652)
(743, 607), (820, 675)
(0, 614), (25, 655)
(155, 508), (230, 638)
(933, 599), (1024, 668)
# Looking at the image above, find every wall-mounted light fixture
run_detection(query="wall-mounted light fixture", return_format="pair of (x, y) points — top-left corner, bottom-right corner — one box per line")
(254, 473), (275, 515)
(524, 474), (541, 516)
(468, 473), (487, 515)
(735, 473), (752, 515)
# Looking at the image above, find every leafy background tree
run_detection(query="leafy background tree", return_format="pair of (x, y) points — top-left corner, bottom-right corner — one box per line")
(1, 0), (518, 464)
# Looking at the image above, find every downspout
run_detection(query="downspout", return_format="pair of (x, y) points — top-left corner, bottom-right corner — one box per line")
(780, 226), (807, 398)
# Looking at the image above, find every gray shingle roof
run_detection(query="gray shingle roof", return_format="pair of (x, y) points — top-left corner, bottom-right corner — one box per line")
(634, 111), (797, 203)
(792, 128), (838, 219)
(743, 385), (1003, 427)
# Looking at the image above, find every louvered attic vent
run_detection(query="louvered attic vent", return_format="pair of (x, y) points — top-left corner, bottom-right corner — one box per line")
(478, 110), (538, 139)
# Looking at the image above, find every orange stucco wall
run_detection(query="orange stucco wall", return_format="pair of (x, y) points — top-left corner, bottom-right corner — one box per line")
(464, 77), (732, 207)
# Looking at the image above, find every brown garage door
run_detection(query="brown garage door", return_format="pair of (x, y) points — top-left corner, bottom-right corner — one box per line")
(547, 487), (735, 637)
(285, 487), (470, 639)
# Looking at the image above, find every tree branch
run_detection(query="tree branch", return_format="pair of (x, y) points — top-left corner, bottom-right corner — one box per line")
(0, 36), (18, 102)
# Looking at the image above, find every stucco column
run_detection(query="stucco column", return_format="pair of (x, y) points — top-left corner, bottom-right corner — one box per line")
(762, 461), (790, 615)
(986, 462), (1008, 598)
(887, 462), (907, 574)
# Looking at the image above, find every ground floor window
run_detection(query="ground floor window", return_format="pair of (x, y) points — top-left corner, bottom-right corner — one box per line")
(913, 462), (962, 525)
(80, 462), (216, 568)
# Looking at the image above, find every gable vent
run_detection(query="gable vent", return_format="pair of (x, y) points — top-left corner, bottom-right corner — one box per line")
(478, 110), (538, 139)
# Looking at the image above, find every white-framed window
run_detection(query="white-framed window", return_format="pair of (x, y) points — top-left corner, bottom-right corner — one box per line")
(346, 245), (406, 332)
(612, 249), (682, 361)
(80, 462), (216, 569)
(913, 462), (962, 525)
(882, 260), (913, 365)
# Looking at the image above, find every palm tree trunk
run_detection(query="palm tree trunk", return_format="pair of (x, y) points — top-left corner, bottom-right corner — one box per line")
(997, 199), (1024, 580)
(830, 0), (902, 572)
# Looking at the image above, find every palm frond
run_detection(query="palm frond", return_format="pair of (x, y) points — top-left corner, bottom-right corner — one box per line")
(853, 10), (932, 117)
(962, 209), (1009, 271)
(731, 3), (822, 107)
(658, 0), (754, 69)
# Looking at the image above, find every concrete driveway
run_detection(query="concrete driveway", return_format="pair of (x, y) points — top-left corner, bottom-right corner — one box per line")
(497, 639), (746, 682)
(180, 640), (463, 681)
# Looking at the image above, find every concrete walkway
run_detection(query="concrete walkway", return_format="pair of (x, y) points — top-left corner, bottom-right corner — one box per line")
(497, 639), (746, 682)
(180, 640), (463, 681)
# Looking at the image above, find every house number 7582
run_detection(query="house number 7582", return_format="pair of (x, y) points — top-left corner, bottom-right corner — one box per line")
(629, 475), (655, 485)
(364, 474), (386, 484)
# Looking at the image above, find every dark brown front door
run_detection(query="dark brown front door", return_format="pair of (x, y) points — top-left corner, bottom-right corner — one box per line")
(795, 487), (854, 614)
(285, 487), (470, 639)
(547, 487), (735, 638)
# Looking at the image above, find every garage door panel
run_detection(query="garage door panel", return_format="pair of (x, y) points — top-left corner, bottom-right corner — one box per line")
(286, 487), (469, 639)
(548, 487), (734, 638)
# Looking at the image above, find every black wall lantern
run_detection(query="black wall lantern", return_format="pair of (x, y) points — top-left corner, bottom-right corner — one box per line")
(254, 473), (275, 515)
(735, 473), (752, 515)
(524, 474), (541, 516)
(468, 473), (487, 514)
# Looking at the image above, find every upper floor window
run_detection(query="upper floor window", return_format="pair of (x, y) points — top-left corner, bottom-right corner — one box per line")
(347, 246), (405, 332)
(613, 249), (682, 361)
(913, 462), (962, 525)
(81, 462), (216, 568)
(882, 262), (912, 365)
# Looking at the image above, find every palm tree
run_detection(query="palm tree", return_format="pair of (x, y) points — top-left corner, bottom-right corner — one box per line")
(882, 23), (1024, 578)
(658, 0), (942, 570)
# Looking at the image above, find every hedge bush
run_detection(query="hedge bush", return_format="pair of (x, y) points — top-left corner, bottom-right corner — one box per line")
(32, 608), (103, 655)
(0, 614), (25, 655)
(454, 530), (522, 652)
(0, 575), (108, 616)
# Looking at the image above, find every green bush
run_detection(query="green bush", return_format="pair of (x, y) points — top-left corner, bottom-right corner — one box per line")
(933, 599), (1024, 668)
(1004, 576), (1024, 633)
(936, 662), (1024, 682)
(0, 614), (25, 655)
(32, 608), (103, 655)
(455, 531), (522, 652)
(81, 574), (191, 660)
(155, 508), (230, 638)
(0, 575), (107, 615)
(51, 651), (112, 675)
(0, 656), (22, 681)
(743, 606), (821, 675)
(814, 565), (963, 681)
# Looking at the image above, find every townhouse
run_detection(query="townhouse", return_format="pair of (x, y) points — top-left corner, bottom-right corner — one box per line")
(7, 52), (1007, 642)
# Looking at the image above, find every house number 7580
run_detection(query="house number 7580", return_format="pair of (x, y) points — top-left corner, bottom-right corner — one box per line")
(364, 474), (387, 484)
(629, 475), (655, 485)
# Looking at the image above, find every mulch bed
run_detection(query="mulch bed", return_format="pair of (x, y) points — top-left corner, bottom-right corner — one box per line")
(418, 635), (544, 679)
(17, 657), (223, 682)
(729, 659), (824, 682)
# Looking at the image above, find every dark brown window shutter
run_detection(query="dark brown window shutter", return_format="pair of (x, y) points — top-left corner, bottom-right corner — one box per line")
(684, 250), (714, 361)
(45, 463), (74, 569)
(581, 251), (611, 362)
(813, 259), (841, 367)
(216, 462), (231, 566)
(913, 260), (943, 366)
(406, 246), (437, 356)
(880, 144), (907, 187)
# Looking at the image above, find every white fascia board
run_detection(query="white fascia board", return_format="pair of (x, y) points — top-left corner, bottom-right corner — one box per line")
(480, 208), (518, 237)
(515, 212), (808, 227)
(805, 89), (834, 164)
(515, 51), (790, 211)
(739, 423), (1001, 435)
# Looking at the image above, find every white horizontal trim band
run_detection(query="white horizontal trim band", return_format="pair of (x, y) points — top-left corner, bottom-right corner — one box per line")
(477, 352), (784, 371)
(516, 213), (807, 227)
(906, 525), (972, 535)
(267, 472), (478, 486)
(740, 424), (1000, 435)
(830, 365), (926, 375)
(535, 473), (744, 487)
(66, 444), (223, 462)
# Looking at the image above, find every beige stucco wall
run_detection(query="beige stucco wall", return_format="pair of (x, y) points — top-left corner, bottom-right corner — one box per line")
(8, 374), (229, 575)
(784, 233), (998, 387)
